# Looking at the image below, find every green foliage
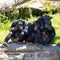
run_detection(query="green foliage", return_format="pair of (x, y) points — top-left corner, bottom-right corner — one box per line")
(0, 14), (11, 42)
(0, 13), (8, 24)
(27, 15), (38, 23)
(0, 13), (12, 30)
(50, 13), (60, 44)
(18, 8), (31, 19)
(0, 21), (12, 31)
(0, 30), (9, 43)
(41, 1), (56, 11)
(5, 10), (18, 20)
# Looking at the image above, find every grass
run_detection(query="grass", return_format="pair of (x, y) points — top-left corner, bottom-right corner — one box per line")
(0, 30), (9, 43)
(0, 14), (60, 44)
(51, 14), (60, 44)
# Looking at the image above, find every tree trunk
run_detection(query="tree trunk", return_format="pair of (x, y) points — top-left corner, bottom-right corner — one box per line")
(0, 0), (30, 11)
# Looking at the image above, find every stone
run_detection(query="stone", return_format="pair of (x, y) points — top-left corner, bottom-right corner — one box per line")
(0, 42), (60, 60)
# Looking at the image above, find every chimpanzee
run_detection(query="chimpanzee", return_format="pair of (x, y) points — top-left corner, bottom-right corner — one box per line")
(36, 15), (55, 45)
(2, 19), (27, 47)
(43, 27), (55, 44)
(33, 21), (42, 44)
(25, 22), (35, 43)
(26, 21), (42, 44)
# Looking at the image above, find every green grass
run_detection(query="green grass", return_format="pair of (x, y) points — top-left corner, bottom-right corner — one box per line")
(0, 21), (12, 43)
(51, 14), (60, 44)
(0, 30), (9, 43)
(0, 14), (60, 44)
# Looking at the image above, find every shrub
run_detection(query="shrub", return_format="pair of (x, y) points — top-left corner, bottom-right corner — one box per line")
(0, 13), (8, 24)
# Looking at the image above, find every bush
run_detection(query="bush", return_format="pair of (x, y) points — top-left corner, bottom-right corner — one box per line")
(0, 13), (9, 24)
(0, 13), (11, 30)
